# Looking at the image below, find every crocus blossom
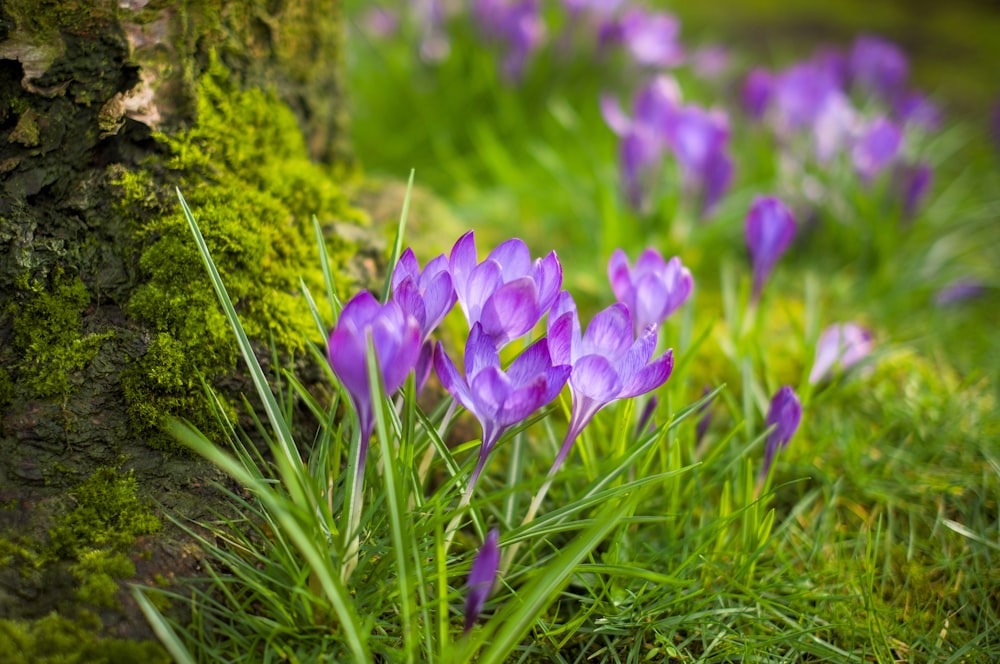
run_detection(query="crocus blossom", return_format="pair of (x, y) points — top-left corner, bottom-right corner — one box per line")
(852, 117), (903, 183)
(742, 68), (773, 120)
(616, 8), (684, 68)
(472, 0), (547, 81)
(435, 323), (571, 491)
(666, 104), (734, 215)
(328, 292), (422, 452)
(808, 323), (874, 384)
(464, 528), (500, 633)
(745, 196), (796, 301)
(546, 292), (674, 474)
(760, 386), (802, 480)
(601, 75), (681, 210)
(607, 247), (693, 334)
(448, 231), (562, 348)
(849, 34), (908, 101)
(935, 280), (985, 306)
(391, 248), (457, 390)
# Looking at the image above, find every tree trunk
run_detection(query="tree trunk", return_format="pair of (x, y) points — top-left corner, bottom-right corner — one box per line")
(0, 0), (367, 654)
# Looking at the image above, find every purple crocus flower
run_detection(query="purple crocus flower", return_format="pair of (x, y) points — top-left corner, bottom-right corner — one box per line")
(472, 0), (547, 81)
(464, 528), (500, 633)
(601, 75), (681, 210)
(812, 91), (857, 163)
(391, 248), (457, 391)
(666, 104), (734, 215)
(413, 0), (452, 62)
(894, 91), (942, 131)
(745, 196), (796, 301)
(853, 117), (903, 183)
(849, 34), (908, 101)
(607, 247), (693, 335)
(615, 8), (684, 68)
(546, 292), (674, 474)
(448, 231), (562, 348)
(760, 386), (802, 480)
(328, 292), (422, 453)
(742, 68), (773, 120)
(771, 59), (841, 132)
(435, 323), (571, 491)
(808, 323), (874, 384)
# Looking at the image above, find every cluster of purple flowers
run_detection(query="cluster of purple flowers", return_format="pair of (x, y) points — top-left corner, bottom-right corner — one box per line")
(743, 34), (935, 215)
(602, 75), (734, 215)
(327, 231), (692, 495)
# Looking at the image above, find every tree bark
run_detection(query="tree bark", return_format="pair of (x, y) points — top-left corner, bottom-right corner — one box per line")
(0, 0), (363, 652)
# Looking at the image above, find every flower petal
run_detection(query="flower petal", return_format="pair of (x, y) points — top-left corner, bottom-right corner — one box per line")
(619, 349), (673, 399)
(570, 354), (623, 403)
(480, 277), (541, 346)
(488, 238), (532, 281)
(581, 303), (633, 360)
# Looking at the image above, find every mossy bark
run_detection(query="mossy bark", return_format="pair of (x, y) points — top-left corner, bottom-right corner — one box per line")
(0, 0), (367, 653)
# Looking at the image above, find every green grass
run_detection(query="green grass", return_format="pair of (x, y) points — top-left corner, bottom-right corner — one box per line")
(136, 2), (999, 662)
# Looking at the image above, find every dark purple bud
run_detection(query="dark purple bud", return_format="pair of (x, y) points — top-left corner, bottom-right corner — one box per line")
(760, 386), (802, 480)
(898, 162), (932, 219)
(934, 280), (985, 306)
(894, 91), (942, 131)
(745, 196), (796, 301)
(464, 529), (500, 633)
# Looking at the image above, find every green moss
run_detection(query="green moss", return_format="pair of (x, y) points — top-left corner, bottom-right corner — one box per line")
(70, 549), (135, 609)
(7, 269), (113, 401)
(47, 464), (161, 559)
(0, 612), (169, 664)
(116, 55), (361, 438)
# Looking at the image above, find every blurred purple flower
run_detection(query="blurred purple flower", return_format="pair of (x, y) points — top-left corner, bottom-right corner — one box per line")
(808, 323), (874, 384)
(328, 292), (422, 452)
(853, 117), (903, 182)
(760, 386), (802, 480)
(464, 528), (500, 633)
(435, 323), (570, 491)
(745, 196), (796, 301)
(812, 91), (857, 163)
(472, 0), (546, 81)
(413, 0), (452, 61)
(690, 45), (730, 79)
(894, 91), (942, 131)
(601, 75), (681, 210)
(849, 34), (908, 100)
(562, 0), (625, 17)
(771, 58), (841, 132)
(742, 68), (773, 120)
(607, 247), (693, 334)
(391, 248), (457, 391)
(666, 104), (734, 215)
(361, 6), (399, 38)
(935, 280), (986, 306)
(449, 231), (562, 348)
(546, 292), (674, 473)
(616, 8), (684, 68)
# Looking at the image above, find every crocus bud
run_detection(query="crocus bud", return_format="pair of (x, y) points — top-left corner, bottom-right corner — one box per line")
(760, 386), (802, 480)
(745, 196), (796, 301)
(464, 529), (501, 633)
(808, 323), (873, 384)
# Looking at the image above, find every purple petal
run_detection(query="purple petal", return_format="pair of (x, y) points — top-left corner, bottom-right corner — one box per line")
(745, 196), (796, 299)
(393, 278), (428, 333)
(421, 270), (457, 334)
(633, 273), (669, 332)
(619, 349), (673, 399)
(465, 259), (504, 324)
(533, 251), (563, 313)
(488, 238), (532, 281)
(601, 94), (632, 136)
(434, 341), (475, 413)
(581, 303), (633, 360)
(505, 337), (554, 387)
(466, 323), (502, 380)
(570, 354), (623, 403)
(853, 117), (902, 182)
(615, 325), (659, 387)
(547, 310), (578, 366)
(762, 386), (802, 477)
(498, 376), (549, 426)
(480, 277), (541, 346)
(392, 248), (420, 290)
(808, 323), (873, 384)
(471, 366), (512, 422)
(607, 249), (634, 305)
(743, 68), (773, 120)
